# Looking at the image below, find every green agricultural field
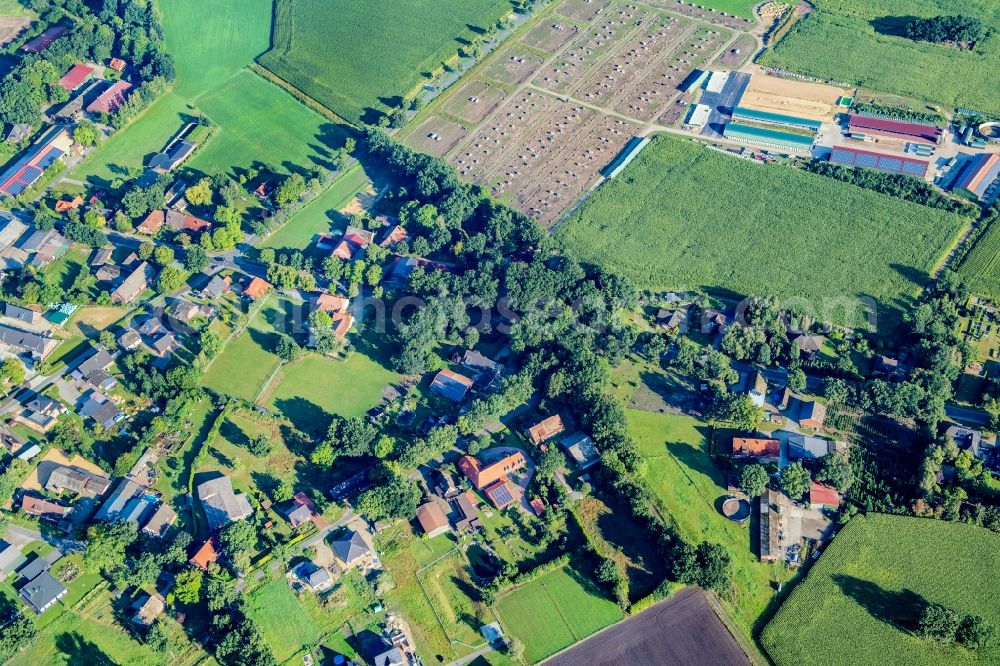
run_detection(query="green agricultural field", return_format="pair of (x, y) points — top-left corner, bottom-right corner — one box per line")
(496, 564), (623, 663)
(759, 0), (1000, 114)
(958, 215), (1000, 298)
(202, 294), (286, 401)
(558, 135), (969, 328)
(762, 514), (1000, 666)
(258, 0), (513, 124)
(259, 163), (373, 250)
(689, 0), (756, 18)
(74, 0), (347, 185)
(261, 346), (400, 433)
(626, 408), (794, 636)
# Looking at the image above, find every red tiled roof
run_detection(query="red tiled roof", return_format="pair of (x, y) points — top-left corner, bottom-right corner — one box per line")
(457, 452), (526, 490)
(528, 415), (564, 445)
(530, 498), (545, 516)
(416, 501), (449, 535)
(732, 437), (780, 458)
(189, 535), (219, 569)
(57, 64), (94, 92)
(243, 277), (271, 300)
(87, 80), (132, 114)
(137, 210), (164, 234)
(108, 58), (126, 72)
(312, 292), (349, 313)
(21, 25), (67, 53)
(331, 312), (354, 338)
(809, 481), (841, 508)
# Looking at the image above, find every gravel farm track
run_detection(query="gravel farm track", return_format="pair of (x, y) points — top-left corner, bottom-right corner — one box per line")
(544, 587), (751, 666)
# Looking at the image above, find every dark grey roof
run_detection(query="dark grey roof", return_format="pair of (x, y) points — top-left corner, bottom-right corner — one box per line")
(331, 530), (370, 565)
(0, 323), (58, 357)
(197, 476), (252, 529)
(76, 345), (114, 377)
(372, 646), (405, 666)
(19, 570), (66, 613)
(94, 478), (143, 522)
(79, 392), (122, 428)
(17, 556), (49, 582)
(202, 275), (230, 298)
(148, 140), (196, 171)
(307, 565), (331, 588)
(5, 303), (41, 323)
(45, 465), (111, 496)
(285, 503), (312, 526)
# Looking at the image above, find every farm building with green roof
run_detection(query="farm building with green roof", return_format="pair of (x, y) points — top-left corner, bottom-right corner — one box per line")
(723, 123), (815, 152)
(732, 107), (822, 132)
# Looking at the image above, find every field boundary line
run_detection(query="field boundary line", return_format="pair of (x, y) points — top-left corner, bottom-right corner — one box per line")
(539, 578), (579, 642)
(414, 547), (490, 651)
(704, 589), (769, 666)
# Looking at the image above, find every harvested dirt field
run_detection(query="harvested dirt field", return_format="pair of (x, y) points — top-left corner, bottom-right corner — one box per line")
(0, 16), (29, 46)
(740, 72), (845, 120)
(717, 33), (756, 68)
(545, 588), (750, 666)
(443, 80), (508, 123)
(521, 18), (580, 51)
(408, 116), (469, 158)
(481, 48), (544, 85)
(555, 0), (611, 23)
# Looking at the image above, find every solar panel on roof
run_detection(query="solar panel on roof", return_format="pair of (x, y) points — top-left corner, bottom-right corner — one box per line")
(36, 147), (64, 170)
(856, 154), (878, 168)
(489, 484), (514, 506)
(903, 162), (926, 175)
(4, 181), (27, 196)
(882, 158), (902, 170)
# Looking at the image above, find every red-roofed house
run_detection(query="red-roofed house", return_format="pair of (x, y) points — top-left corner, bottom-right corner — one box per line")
(21, 495), (70, 522)
(457, 452), (527, 490)
(331, 226), (374, 261)
(243, 277), (272, 300)
(54, 196), (83, 212)
(530, 498), (545, 516)
(189, 535), (219, 569)
(430, 369), (475, 402)
(379, 224), (408, 248)
(87, 80), (132, 115)
(137, 210), (164, 234)
(732, 437), (780, 460)
(57, 64), (94, 92)
(310, 292), (349, 314)
(809, 481), (842, 510)
(331, 312), (354, 338)
(527, 415), (564, 446)
(108, 58), (126, 73)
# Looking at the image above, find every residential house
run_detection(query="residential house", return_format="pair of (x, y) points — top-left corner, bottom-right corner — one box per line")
(306, 565), (333, 592)
(330, 226), (374, 261)
(658, 305), (690, 332)
(874, 355), (905, 379)
(5, 124), (31, 144)
(310, 292), (349, 314)
(700, 308), (727, 334)
(453, 491), (482, 531)
(95, 264), (121, 283)
(138, 317), (163, 337)
(379, 224), (408, 249)
(732, 437), (780, 461)
(747, 372), (767, 408)
(242, 277), (271, 300)
(165, 209), (211, 234)
(20, 495), (70, 522)
(197, 476), (253, 530)
(331, 530), (372, 567)
(0, 541), (24, 580)
(462, 349), (501, 391)
(93, 478), (144, 522)
(21, 395), (66, 432)
(90, 247), (112, 267)
(136, 210), (164, 235)
(946, 425), (987, 461)
(111, 262), (153, 304)
(45, 465), (111, 497)
(170, 301), (213, 323)
(17, 228), (68, 268)
(71, 345), (116, 390)
(3, 303), (42, 326)
(19, 569), (66, 614)
(108, 57), (126, 73)
(372, 647), (406, 666)
(788, 434), (834, 460)
(331, 312), (354, 339)
(201, 274), (231, 299)
(416, 501), (450, 538)
(142, 503), (177, 538)
(799, 400), (827, 430)
(527, 415), (564, 447)
(430, 369), (474, 402)
(560, 432), (599, 469)
(149, 140), (197, 172)
(189, 535), (219, 569)
(79, 391), (124, 429)
(284, 493), (317, 529)
(54, 196), (83, 213)
(0, 325), (58, 361)
(0, 422), (26, 451)
(118, 329), (142, 351)
(457, 452), (526, 491)
(151, 332), (178, 357)
(87, 80), (132, 115)
(809, 481), (842, 510)
(131, 593), (165, 626)
(792, 334), (825, 355)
